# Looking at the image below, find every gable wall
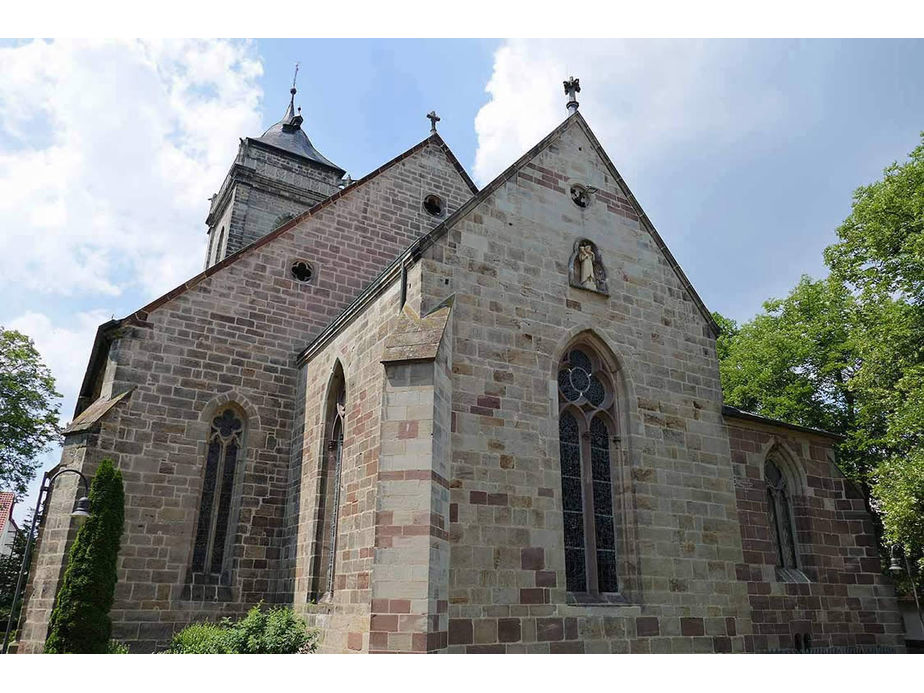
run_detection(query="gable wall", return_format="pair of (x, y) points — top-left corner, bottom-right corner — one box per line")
(419, 120), (751, 652)
(16, 139), (474, 653)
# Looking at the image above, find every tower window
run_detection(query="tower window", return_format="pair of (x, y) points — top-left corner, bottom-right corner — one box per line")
(291, 260), (314, 283)
(423, 194), (444, 217)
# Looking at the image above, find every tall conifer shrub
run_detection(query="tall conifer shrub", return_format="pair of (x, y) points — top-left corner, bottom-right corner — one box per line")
(44, 459), (124, 653)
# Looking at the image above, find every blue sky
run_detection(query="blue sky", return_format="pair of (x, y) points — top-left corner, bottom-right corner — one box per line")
(1, 38), (923, 520)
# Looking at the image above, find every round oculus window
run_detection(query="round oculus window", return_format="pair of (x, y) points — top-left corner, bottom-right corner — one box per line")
(423, 194), (444, 217)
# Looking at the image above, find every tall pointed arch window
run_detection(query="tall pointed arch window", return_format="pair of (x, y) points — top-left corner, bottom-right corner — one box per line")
(192, 407), (245, 580)
(765, 459), (798, 569)
(558, 346), (620, 596)
(311, 363), (346, 599)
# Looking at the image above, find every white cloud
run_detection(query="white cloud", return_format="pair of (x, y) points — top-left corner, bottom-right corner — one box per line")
(0, 39), (263, 298)
(473, 39), (786, 186)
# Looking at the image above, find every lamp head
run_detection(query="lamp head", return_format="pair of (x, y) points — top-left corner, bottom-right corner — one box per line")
(889, 555), (903, 575)
(72, 496), (91, 523)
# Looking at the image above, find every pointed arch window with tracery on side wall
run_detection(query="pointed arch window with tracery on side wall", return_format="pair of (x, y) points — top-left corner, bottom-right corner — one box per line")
(558, 345), (622, 598)
(311, 363), (346, 601)
(192, 407), (245, 582)
(765, 458), (798, 570)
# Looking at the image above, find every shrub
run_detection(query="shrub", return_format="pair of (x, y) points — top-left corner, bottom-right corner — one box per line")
(165, 622), (230, 654)
(164, 605), (315, 654)
(107, 640), (130, 654)
(44, 459), (125, 654)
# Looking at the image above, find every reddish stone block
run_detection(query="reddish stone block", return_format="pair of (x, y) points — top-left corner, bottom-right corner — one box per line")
(449, 503), (458, 522)
(397, 420), (418, 439)
(535, 570), (557, 587)
(448, 619), (473, 645)
(636, 617), (660, 637)
(521, 547), (545, 570)
(477, 395), (501, 409)
(389, 599), (411, 613)
(713, 636), (732, 653)
(470, 491), (487, 505)
(519, 588), (547, 604)
(725, 617), (737, 636)
(564, 618), (577, 640)
(370, 614), (398, 632)
(681, 617), (705, 636)
(347, 632), (363, 650)
(487, 493), (508, 506)
(498, 618), (521, 643)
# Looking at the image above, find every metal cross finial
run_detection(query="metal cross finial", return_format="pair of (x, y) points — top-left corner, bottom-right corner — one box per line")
(427, 110), (440, 133)
(563, 76), (581, 114)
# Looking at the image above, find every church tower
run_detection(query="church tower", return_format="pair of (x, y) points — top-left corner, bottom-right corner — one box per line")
(204, 69), (346, 267)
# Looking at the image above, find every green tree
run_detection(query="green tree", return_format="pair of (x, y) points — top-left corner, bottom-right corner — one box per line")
(714, 276), (871, 482)
(824, 135), (924, 567)
(0, 514), (31, 636)
(0, 328), (61, 498)
(44, 459), (124, 654)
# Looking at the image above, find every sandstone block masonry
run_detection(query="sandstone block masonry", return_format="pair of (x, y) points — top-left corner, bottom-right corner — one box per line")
(16, 137), (475, 653)
(17, 109), (904, 654)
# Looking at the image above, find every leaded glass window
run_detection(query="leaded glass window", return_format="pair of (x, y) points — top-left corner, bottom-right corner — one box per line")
(192, 407), (244, 577)
(557, 346), (620, 596)
(766, 459), (798, 569)
(311, 364), (346, 600)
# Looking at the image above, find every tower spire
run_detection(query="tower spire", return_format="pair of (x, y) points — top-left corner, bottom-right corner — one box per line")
(282, 62), (303, 130)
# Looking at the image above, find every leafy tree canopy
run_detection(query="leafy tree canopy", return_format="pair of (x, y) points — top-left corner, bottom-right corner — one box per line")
(0, 328), (61, 498)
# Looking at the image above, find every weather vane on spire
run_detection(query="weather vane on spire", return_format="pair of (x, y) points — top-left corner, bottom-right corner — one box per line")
(563, 76), (580, 114)
(291, 62), (300, 94)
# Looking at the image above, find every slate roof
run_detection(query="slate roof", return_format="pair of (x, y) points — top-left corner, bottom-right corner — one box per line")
(250, 92), (345, 175)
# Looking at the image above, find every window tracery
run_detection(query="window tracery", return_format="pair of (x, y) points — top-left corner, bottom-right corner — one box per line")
(766, 458), (798, 569)
(192, 407), (244, 579)
(557, 346), (620, 595)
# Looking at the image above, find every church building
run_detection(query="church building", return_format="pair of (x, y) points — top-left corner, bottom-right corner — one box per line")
(16, 76), (905, 653)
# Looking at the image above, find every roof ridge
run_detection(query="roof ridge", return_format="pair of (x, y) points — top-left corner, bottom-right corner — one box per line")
(132, 133), (475, 319)
(297, 112), (583, 364)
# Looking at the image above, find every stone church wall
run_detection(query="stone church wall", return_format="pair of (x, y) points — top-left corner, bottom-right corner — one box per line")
(418, 119), (753, 652)
(17, 139), (475, 653)
(727, 418), (904, 651)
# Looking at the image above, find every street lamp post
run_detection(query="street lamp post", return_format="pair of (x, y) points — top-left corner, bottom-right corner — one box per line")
(1, 468), (91, 654)
(890, 544), (924, 635)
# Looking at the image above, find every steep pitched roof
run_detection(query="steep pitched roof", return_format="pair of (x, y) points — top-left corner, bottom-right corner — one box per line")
(0, 492), (15, 537)
(298, 111), (719, 364)
(75, 133), (478, 416)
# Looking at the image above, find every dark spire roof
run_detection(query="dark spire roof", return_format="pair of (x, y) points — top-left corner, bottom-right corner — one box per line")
(251, 79), (345, 175)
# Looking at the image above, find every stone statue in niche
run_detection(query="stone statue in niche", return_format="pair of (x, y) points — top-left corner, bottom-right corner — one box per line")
(578, 244), (596, 288)
(568, 238), (608, 295)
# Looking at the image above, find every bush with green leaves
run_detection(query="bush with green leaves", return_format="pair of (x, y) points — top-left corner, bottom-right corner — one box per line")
(164, 604), (316, 654)
(44, 459), (125, 654)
